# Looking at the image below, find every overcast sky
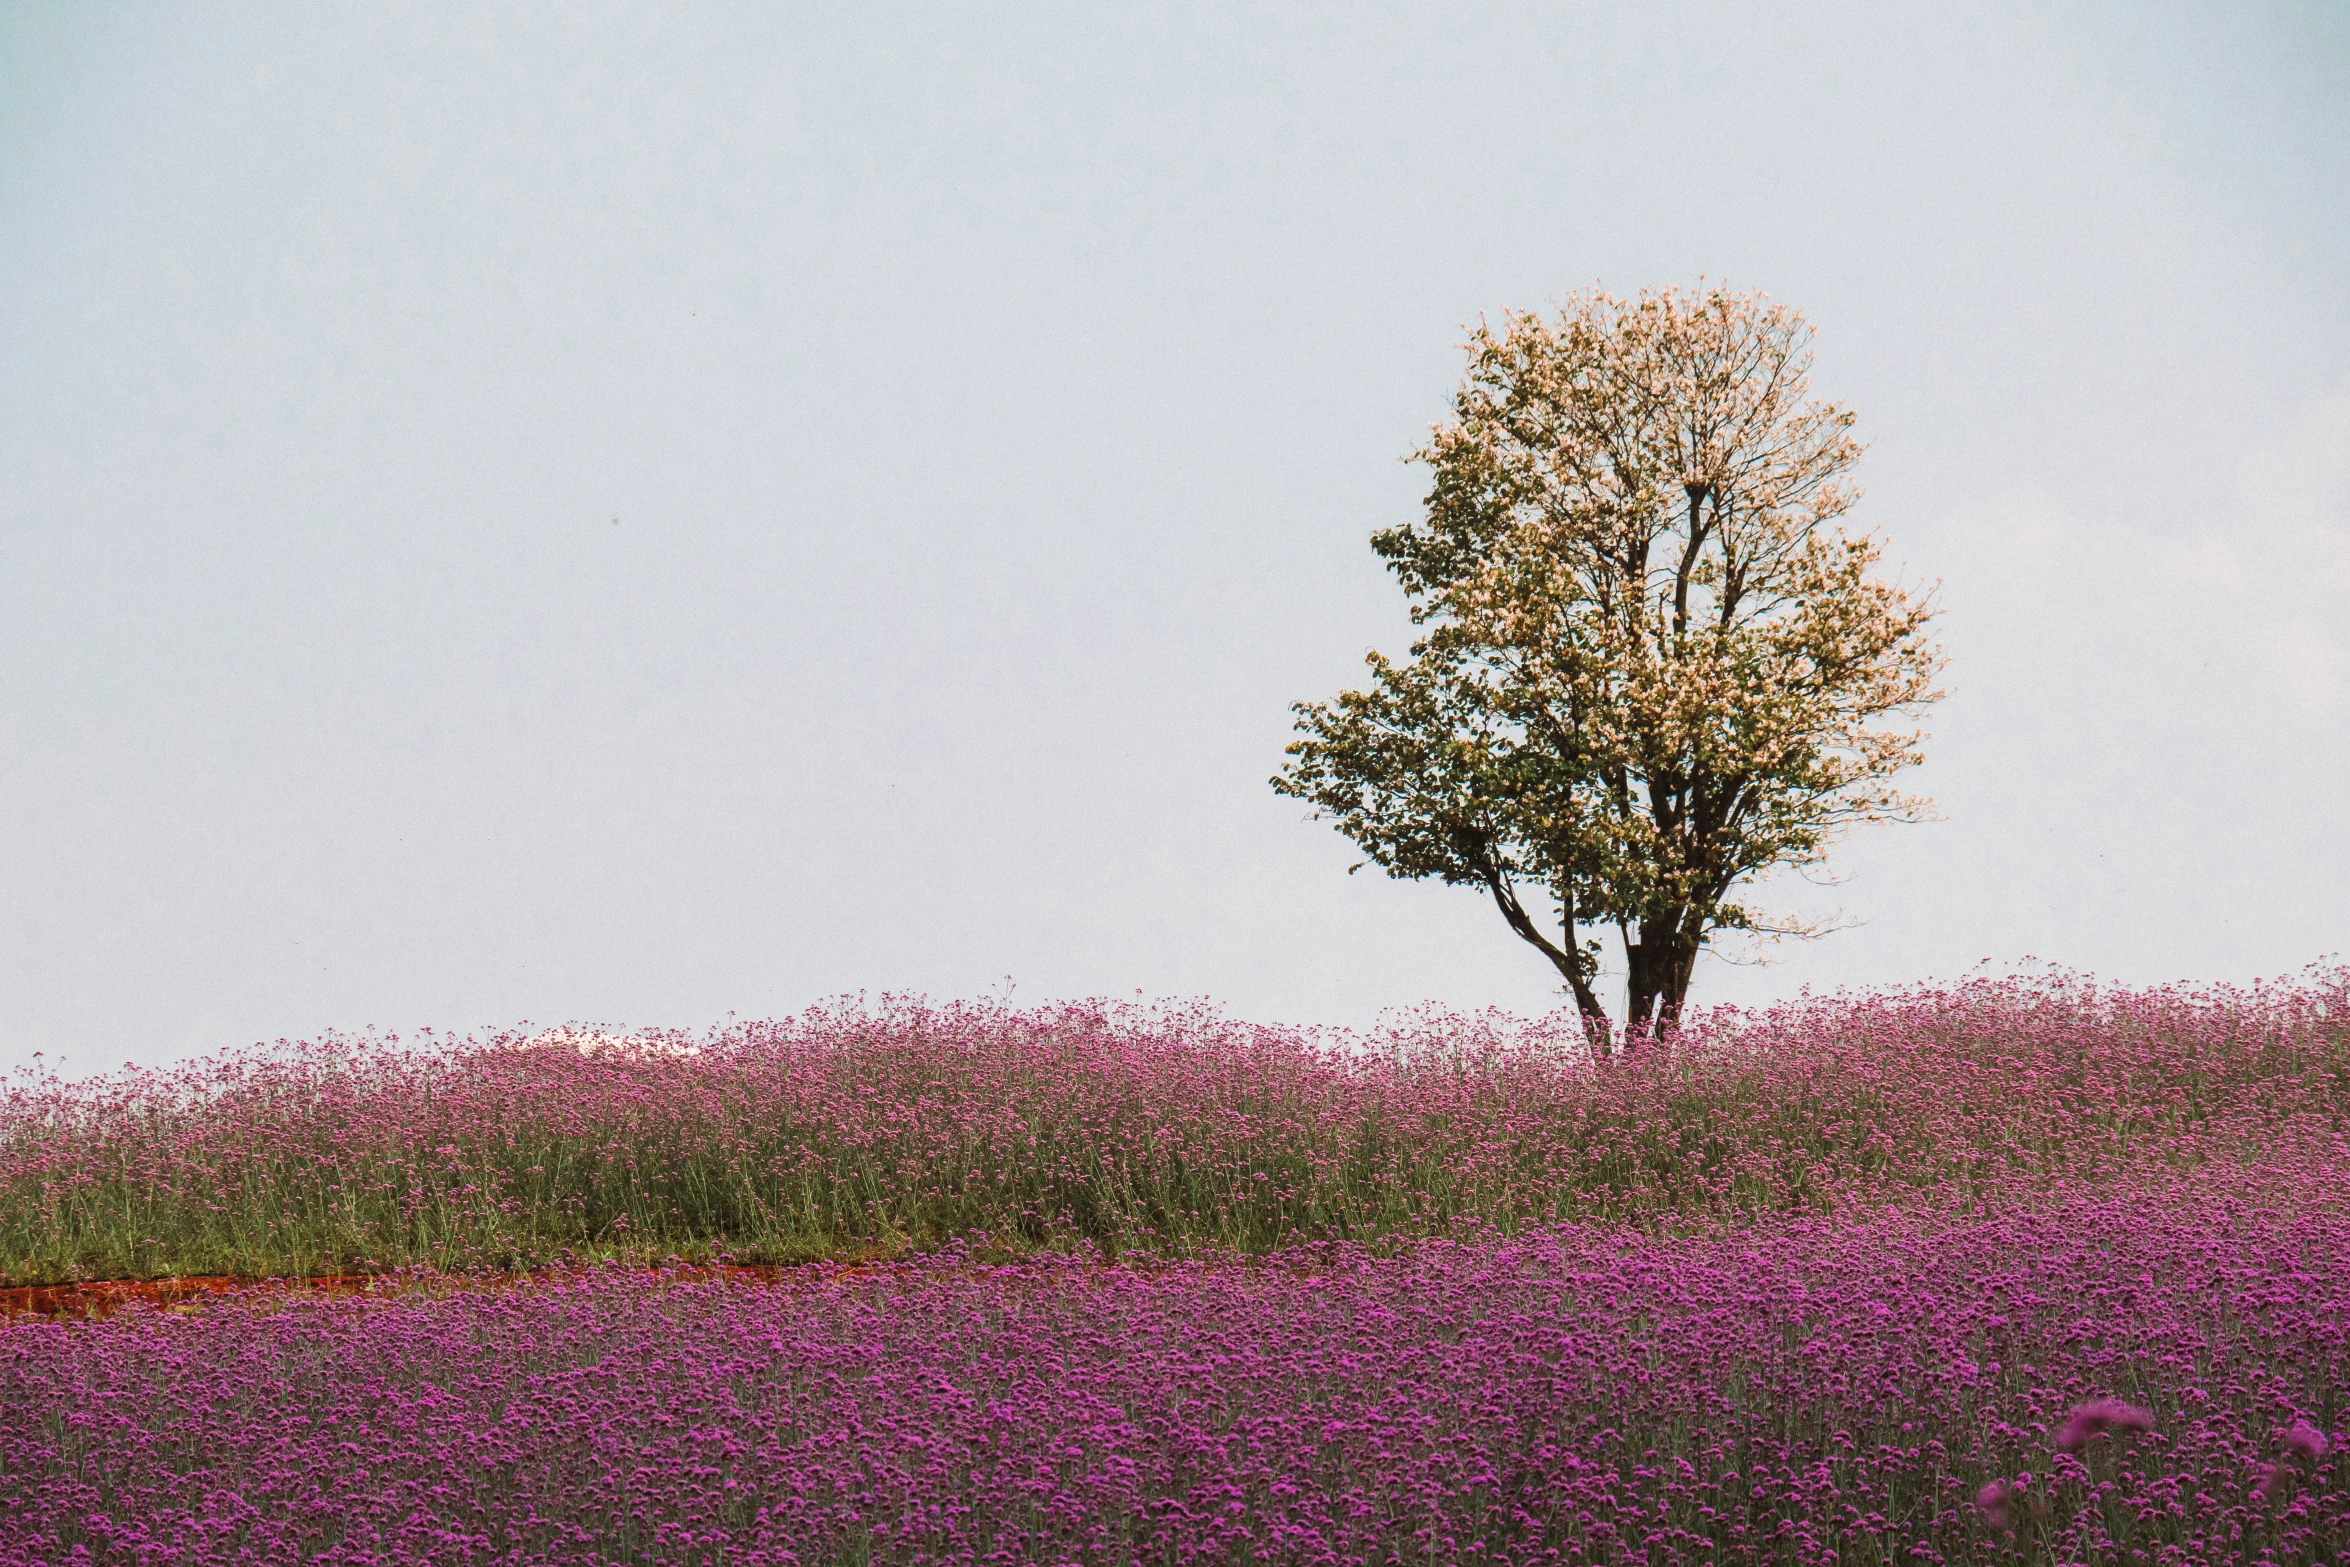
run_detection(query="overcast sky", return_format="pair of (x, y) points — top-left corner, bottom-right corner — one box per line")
(3, 2), (2345, 1074)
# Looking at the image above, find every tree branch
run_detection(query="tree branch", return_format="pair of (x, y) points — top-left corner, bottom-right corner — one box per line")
(1473, 855), (1609, 1029)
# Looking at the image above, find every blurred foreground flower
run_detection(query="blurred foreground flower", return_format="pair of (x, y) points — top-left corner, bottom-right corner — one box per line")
(2054, 1397), (2156, 1454)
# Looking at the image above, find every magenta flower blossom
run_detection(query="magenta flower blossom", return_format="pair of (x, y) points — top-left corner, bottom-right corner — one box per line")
(2261, 1420), (2336, 1505)
(1975, 1478), (2013, 1530)
(2285, 1419), (2332, 1462)
(2053, 1397), (2156, 1454)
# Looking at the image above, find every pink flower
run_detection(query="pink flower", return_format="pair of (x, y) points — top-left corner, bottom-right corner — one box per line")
(2282, 1419), (2329, 1462)
(2053, 1398), (2155, 1454)
(1974, 1479), (2012, 1531)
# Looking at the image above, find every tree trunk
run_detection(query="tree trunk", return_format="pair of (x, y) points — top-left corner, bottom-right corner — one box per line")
(1655, 938), (1699, 1035)
(1623, 922), (1699, 1043)
(1623, 940), (1660, 1039)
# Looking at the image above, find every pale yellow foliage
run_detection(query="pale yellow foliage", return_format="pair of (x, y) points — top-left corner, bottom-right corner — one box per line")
(1279, 284), (1943, 1035)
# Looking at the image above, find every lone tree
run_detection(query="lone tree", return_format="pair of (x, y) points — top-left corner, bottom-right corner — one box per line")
(1274, 285), (1942, 1044)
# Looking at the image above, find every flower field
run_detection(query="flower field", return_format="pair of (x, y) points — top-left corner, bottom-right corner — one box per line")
(4, 974), (2344, 1285)
(2, 973), (2345, 1563)
(3, 1189), (2342, 1563)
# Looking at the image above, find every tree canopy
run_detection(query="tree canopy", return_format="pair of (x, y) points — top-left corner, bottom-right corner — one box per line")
(1274, 284), (1943, 1043)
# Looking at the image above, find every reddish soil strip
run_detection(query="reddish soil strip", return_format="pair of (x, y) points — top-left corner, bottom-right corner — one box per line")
(0, 1273), (385, 1321)
(0, 1258), (934, 1323)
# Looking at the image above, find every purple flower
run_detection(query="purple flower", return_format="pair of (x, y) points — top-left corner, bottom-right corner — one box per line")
(2282, 1419), (2330, 1462)
(2053, 1397), (2155, 1454)
(1974, 1479), (2012, 1531)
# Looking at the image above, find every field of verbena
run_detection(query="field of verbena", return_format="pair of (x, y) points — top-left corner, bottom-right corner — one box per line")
(2, 974), (2346, 1563)
(2, 1185), (2342, 1564)
(2, 973), (2345, 1285)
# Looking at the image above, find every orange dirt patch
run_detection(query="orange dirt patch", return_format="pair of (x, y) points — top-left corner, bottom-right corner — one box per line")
(0, 1273), (386, 1321)
(0, 1259), (924, 1322)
